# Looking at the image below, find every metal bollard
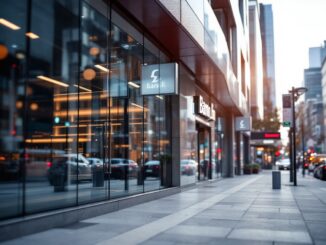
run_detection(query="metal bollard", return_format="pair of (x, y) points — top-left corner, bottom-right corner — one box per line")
(272, 170), (281, 189)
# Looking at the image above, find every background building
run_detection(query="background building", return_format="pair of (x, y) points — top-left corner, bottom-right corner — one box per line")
(249, 0), (264, 120)
(260, 3), (276, 114)
(321, 56), (326, 152)
(304, 42), (326, 152)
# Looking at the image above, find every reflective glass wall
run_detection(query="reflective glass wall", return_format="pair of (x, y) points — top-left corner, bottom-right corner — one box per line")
(179, 65), (197, 186)
(0, 0), (172, 220)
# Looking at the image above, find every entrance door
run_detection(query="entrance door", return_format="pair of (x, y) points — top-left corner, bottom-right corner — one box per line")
(197, 124), (211, 181)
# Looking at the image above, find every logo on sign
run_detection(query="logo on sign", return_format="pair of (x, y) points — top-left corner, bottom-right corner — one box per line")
(235, 117), (251, 131)
(147, 69), (166, 89)
(239, 120), (245, 129)
(151, 69), (159, 83)
(194, 96), (215, 121)
(141, 63), (178, 95)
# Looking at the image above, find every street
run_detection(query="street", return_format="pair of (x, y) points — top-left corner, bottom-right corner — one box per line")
(2, 170), (326, 245)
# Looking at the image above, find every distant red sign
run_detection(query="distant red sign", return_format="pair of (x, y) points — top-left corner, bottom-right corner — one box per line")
(251, 132), (281, 140)
(264, 133), (281, 139)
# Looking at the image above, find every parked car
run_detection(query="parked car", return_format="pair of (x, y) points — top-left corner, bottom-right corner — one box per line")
(109, 158), (139, 179)
(87, 158), (103, 167)
(47, 154), (91, 185)
(0, 153), (19, 181)
(313, 162), (326, 180)
(144, 160), (160, 178)
(180, 159), (197, 176)
(276, 158), (290, 170)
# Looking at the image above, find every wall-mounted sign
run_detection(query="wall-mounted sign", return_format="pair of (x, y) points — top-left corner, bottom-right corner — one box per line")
(235, 117), (251, 131)
(141, 63), (178, 95)
(282, 94), (292, 127)
(194, 96), (215, 121)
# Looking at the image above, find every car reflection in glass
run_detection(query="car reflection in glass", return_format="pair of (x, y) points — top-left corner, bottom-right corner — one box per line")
(180, 159), (197, 176)
(109, 158), (139, 179)
(47, 154), (92, 185)
(144, 160), (160, 179)
(87, 158), (103, 167)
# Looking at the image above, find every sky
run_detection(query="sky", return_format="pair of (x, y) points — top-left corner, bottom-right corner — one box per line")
(260, 0), (326, 108)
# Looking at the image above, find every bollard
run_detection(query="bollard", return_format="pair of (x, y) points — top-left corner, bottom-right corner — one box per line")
(272, 170), (281, 189)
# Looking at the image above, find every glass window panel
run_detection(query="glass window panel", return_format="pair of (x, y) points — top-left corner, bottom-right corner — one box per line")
(109, 21), (144, 198)
(77, 1), (109, 205)
(25, 0), (79, 213)
(0, 0), (27, 219)
(179, 66), (197, 186)
(143, 40), (160, 192)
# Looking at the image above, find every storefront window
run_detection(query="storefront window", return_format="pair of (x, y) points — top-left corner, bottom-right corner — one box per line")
(0, 0), (27, 219)
(0, 0), (172, 219)
(25, 0), (80, 213)
(179, 66), (198, 186)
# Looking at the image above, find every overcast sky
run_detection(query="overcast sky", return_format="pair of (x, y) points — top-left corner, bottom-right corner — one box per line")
(257, 0), (326, 142)
(259, 0), (326, 107)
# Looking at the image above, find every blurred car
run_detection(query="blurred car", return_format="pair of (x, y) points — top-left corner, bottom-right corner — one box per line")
(313, 162), (326, 180)
(109, 158), (139, 179)
(180, 159), (197, 175)
(47, 154), (91, 185)
(144, 160), (160, 178)
(87, 157), (104, 170)
(87, 158), (103, 167)
(276, 158), (290, 170)
(0, 153), (19, 181)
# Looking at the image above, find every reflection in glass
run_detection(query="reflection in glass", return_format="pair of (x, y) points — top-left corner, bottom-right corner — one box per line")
(0, 0), (172, 219)
(0, 0), (27, 219)
(25, 0), (80, 213)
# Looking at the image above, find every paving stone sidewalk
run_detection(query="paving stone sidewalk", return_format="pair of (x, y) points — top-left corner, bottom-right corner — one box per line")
(2, 170), (326, 245)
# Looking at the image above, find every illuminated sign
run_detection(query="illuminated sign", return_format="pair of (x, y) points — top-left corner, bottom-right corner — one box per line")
(251, 132), (281, 140)
(141, 63), (178, 95)
(264, 133), (281, 139)
(194, 96), (215, 120)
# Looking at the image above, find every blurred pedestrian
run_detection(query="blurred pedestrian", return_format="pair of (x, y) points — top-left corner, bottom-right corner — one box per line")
(302, 164), (305, 177)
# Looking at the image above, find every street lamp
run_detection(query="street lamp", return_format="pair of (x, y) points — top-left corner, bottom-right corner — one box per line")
(289, 86), (308, 186)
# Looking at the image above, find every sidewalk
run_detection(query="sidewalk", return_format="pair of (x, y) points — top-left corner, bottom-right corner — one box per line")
(2, 170), (326, 245)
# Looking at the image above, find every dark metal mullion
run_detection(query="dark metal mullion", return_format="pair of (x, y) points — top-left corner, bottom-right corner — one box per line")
(107, 0), (112, 199)
(75, 0), (83, 206)
(142, 33), (145, 193)
(158, 52), (162, 189)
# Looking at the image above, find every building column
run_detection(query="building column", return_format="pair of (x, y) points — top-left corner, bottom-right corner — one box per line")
(223, 110), (234, 177)
(171, 95), (181, 187)
(243, 134), (250, 165)
(235, 132), (240, 175)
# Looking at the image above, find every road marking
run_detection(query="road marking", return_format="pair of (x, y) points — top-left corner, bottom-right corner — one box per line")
(96, 176), (262, 245)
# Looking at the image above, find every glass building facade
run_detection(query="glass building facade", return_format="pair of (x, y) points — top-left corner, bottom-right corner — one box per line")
(0, 0), (247, 223)
(0, 0), (175, 220)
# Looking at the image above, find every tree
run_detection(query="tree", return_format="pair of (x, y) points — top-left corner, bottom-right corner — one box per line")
(252, 102), (281, 132)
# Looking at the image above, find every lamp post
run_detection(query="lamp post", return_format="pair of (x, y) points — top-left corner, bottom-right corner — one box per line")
(289, 86), (308, 186)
